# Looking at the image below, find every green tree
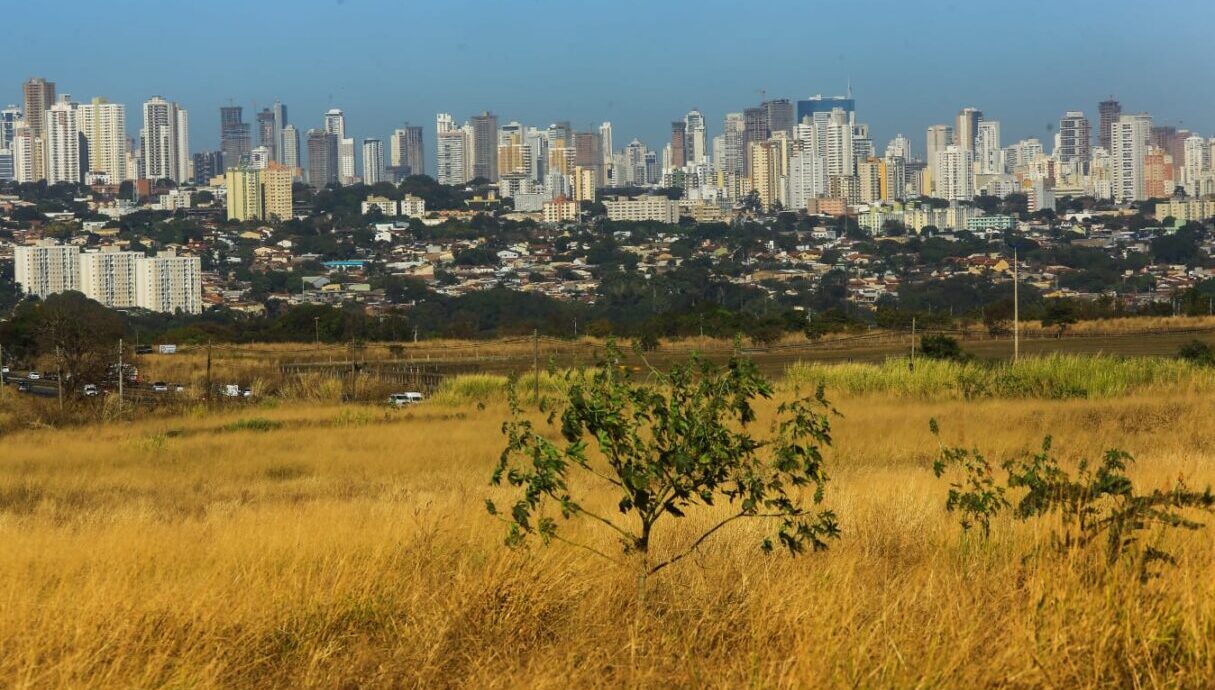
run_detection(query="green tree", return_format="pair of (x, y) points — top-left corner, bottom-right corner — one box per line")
(489, 346), (840, 587)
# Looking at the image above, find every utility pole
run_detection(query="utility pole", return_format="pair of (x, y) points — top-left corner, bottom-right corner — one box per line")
(205, 340), (213, 404)
(910, 317), (916, 372)
(413, 326), (418, 344)
(55, 345), (63, 411)
(533, 329), (540, 402)
(314, 317), (320, 346)
(1013, 246), (1020, 364)
(0, 343), (5, 387)
(117, 338), (124, 408)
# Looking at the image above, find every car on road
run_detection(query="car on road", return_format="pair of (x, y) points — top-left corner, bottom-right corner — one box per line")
(26, 371), (40, 380)
(388, 392), (425, 406)
(151, 381), (169, 392)
(82, 384), (100, 397)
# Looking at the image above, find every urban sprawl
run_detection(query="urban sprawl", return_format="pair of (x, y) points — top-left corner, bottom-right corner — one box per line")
(3, 77), (1215, 341)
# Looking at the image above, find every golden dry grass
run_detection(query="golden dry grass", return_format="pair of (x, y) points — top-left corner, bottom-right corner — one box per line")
(1, 385), (1214, 688)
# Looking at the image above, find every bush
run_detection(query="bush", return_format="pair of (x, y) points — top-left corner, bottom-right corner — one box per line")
(1177, 339), (1215, 366)
(919, 334), (966, 361)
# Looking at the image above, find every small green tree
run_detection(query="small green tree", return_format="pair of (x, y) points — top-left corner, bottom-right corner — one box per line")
(920, 334), (967, 362)
(488, 346), (839, 586)
(929, 419), (1009, 537)
(1177, 339), (1215, 366)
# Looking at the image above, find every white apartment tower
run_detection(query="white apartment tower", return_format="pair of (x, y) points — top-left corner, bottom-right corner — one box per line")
(141, 97), (190, 182)
(14, 241), (81, 297)
(79, 249), (141, 308)
(135, 251), (203, 314)
(43, 96), (81, 184)
(78, 97), (126, 182)
(362, 138), (384, 184)
(1110, 114), (1152, 203)
(935, 145), (974, 201)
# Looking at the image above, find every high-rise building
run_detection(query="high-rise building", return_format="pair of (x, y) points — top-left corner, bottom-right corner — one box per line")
(795, 94), (855, 127)
(14, 241), (79, 297)
(271, 100), (288, 159)
(389, 125), (424, 177)
(436, 123), (468, 186)
(1143, 146), (1175, 199)
(10, 123), (36, 183)
(721, 113), (745, 177)
(338, 138), (356, 184)
(135, 251), (202, 314)
(256, 108), (277, 162)
(684, 110), (707, 164)
(935, 145), (974, 201)
(884, 134), (912, 160)
(226, 167), (264, 222)
(192, 151), (223, 185)
(742, 107), (769, 176)
(763, 99), (794, 136)
(362, 138), (384, 184)
(1098, 99), (1122, 152)
(925, 125), (953, 195)
(78, 97), (126, 182)
(1183, 135), (1209, 192)
(599, 122), (613, 164)
(1058, 112), (1092, 167)
(280, 125), (300, 174)
(955, 107), (982, 152)
(305, 129), (338, 187)
(79, 249), (141, 308)
(141, 97), (190, 183)
(975, 120), (1002, 175)
(669, 120), (687, 168)
(1110, 113), (1151, 203)
(262, 163), (294, 221)
(470, 111), (498, 182)
(573, 131), (603, 182)
(324, 109), (346, 138)
(220, 106), (251, 168)
(43, 96), (81, 184)
(22, 77), (56, 180)
(0, 106), (21, 151)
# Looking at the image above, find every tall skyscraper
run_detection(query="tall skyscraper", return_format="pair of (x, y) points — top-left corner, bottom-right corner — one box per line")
(935, 145), (974, 201)
(685, 110), (707, 164)
(742, 107), (769, 176)
(78, 97), (126, 182)
(220, 106), (251, 168)
(795, 94), (855, 127)
(43, 96), (81, 184)
(338, 138), (356, 184)
(324, 108), (346, 138)
(141, 97), (190, 183)
(721, 113), (745, 177)
(279, 124), (300, 174)
(669, 120), (688, 168)
(305, 129), (338, 187)
(599, 122), (613, 164)
(955, 107), (983, 153)
(271, 100), (288, 160)
(256, 108), (277, 161)
(436, 127), (468, 185)
(470, 111), (499, 182)
(10, 123), (36, 182)
(390, 125), (424, 177)
(1110, 113), (1151, 203)
(1058, 112), (1092, 167)
(362, 138), (384, 184)
(975, 120), (1002, 174)
(192, 151), (223, 184)
(0, 106), (21, 151)
(925, 124), (953, 195)
(763, 99), (794, 136)
(22, 77), (55, 180)
(1098, 98), (1122, 152)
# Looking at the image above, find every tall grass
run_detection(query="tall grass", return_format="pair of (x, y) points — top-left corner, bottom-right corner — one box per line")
(784, 354), (1215, 400)
(1, 393), (1213, 687)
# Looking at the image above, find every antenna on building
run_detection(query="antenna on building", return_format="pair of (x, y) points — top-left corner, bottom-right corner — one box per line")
(846, 78), (853, 99)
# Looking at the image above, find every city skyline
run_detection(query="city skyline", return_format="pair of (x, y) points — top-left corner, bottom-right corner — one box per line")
(3, 0), (1214, 167)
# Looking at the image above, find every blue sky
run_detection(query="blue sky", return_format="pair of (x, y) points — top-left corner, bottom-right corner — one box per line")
(7, 0), (1215, 173)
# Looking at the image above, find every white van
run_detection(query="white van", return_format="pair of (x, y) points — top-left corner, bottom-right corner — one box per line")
(388, 392), (424, 406)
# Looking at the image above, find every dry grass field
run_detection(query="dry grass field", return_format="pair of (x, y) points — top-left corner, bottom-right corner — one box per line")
(2, 359), (1215, 688)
